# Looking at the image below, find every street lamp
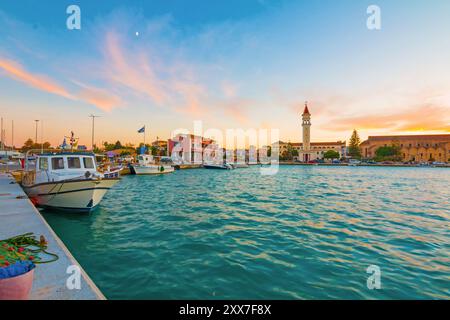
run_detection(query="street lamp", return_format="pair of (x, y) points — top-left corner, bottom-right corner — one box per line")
(34, 120), (39, 144)
(89, 114), (100, 151)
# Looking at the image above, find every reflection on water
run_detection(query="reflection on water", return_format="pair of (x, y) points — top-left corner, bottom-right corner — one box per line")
(43, 166), (450, 299)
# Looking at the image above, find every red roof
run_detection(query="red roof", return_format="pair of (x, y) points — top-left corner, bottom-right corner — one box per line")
(303, 102), (310, 115)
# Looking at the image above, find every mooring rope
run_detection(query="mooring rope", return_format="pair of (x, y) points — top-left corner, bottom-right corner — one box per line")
(0, 233), (59, 264)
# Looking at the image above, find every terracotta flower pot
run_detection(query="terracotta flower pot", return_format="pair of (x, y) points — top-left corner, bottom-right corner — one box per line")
(0, 269), (34, 300)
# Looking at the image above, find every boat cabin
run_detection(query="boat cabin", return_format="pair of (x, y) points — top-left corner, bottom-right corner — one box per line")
(24, 153), (100, 185)
(136, 154), (154, 166)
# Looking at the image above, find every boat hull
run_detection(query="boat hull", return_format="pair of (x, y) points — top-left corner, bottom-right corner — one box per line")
(132, 165), (175, 175)
(203, 164), (233, 170)
(22, 178), (120, 213)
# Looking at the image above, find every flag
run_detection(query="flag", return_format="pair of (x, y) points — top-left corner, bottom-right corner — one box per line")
(137, 126), (145, 133)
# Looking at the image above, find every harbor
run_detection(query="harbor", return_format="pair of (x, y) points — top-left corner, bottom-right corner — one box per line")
(1, 0), (450, 303)
(0, 107), (449, 300)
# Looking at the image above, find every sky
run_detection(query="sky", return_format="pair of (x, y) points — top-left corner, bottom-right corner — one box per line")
(1, 0), (450, 148)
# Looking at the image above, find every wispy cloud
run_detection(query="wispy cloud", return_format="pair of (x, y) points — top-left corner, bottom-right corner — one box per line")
(100, 29), (250, 121)
(73, 80), (123, 112)
(0, 58), (74, 99)
(0, 57), (123, 112)
(103, 32), (168, 105)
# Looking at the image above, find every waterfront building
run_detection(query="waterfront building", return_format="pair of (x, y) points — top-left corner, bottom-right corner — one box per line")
(360, 134), (450, 162)
(168, 134), (217, 164)
(273, 103), (347, 161)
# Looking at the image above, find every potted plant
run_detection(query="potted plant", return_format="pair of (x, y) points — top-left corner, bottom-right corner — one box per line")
(0, 233), (58, 300)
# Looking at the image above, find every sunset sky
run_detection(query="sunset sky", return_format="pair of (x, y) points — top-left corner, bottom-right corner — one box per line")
(1, 0), (450, 148)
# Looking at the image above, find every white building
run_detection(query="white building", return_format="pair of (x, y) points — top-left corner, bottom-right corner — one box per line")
(168, 134), (218, 164)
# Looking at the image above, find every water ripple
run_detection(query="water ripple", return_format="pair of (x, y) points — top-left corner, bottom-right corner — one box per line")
(43, 166), (450, 299)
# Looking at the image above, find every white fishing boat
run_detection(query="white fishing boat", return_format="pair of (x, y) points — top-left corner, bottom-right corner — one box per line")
(21, 151), (120, 212)
(131, 154), (175, 175)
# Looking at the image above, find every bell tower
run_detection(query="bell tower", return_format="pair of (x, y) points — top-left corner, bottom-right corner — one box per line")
(302, 102), (311, 161)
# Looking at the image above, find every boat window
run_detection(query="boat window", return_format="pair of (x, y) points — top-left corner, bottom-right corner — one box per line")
(51, 157), (65, 170)
(68, 157), (81, 169)
(39, 157), (48, 170)
(83, 157), (95, 169)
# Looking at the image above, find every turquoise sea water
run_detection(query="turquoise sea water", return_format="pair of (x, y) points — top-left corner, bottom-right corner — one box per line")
(43, 166), (450, 299)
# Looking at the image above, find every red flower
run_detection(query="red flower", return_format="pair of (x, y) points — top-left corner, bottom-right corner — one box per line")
(18, 247), (24, 253)
(4, 261), (9, 266)
(29, 256), (34, 261)
(7, 247), (14, 251)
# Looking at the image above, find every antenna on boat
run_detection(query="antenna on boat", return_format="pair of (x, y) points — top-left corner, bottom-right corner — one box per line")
(89, 114), (100, 152)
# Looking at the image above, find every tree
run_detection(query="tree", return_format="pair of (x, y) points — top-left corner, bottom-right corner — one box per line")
(324, 150), (340, 160)
(348, 129), (361, 159)
(375, 145), (402, 162)
(280, 143), (298, 161)
(150, 146), (158, 156)
(20, 139), (51, 153)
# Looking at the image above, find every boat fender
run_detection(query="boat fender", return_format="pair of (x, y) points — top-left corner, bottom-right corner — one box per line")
(160, 166), (164, 172)
(85, 171), (91, 178)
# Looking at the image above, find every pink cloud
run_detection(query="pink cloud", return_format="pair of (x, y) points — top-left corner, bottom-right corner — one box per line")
(75, 83), (123, 112)
(0, 58), (74, 99)
(104, 32), (168, 104)
(0, 57), (123, 112)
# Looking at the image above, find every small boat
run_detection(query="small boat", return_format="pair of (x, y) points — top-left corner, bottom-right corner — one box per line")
(101, 165), (123, 179)
(21, 151), (120, 213)
(348, 159), (361, 166)
(203, 163), (234, 170)
(131, 154), (175, 175)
